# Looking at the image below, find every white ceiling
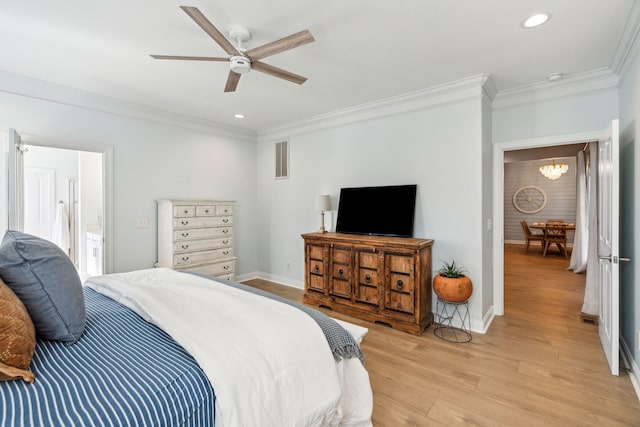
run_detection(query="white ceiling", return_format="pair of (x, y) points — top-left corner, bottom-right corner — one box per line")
(0, 0), (635, 132)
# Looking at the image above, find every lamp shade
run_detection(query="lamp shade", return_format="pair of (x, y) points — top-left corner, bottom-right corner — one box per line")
(315, 195), (332, 212)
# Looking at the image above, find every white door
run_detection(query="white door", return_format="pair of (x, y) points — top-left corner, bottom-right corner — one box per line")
(598, 119), (620, 376)
(24, 167), (55, 240)
(7, 128), (25, 231)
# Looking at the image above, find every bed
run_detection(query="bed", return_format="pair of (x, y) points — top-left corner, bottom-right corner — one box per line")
(0, 232), (373, 427)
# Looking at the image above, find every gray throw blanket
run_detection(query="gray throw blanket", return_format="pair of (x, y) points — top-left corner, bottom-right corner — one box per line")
(184, 271), (365, 364)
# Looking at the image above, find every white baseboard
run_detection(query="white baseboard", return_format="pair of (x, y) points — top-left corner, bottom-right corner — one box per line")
(621, 336), (640, 402)
(245, 271), (304, 289)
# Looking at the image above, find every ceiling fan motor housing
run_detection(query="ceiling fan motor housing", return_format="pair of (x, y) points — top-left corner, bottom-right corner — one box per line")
(230, 56), (251, 74)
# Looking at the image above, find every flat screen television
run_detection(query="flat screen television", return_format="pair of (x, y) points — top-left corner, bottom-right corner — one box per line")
(335, 184), (417, 237)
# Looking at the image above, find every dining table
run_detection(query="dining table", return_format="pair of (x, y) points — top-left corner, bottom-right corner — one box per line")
(530, 222), (575, 257)
(530, 222), (576, 232)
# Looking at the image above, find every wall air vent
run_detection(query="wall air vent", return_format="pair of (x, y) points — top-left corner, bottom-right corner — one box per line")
(275, 140), (289, 179)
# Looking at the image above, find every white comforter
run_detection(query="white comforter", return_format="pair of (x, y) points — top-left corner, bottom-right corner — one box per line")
(85, 268), (372, 427)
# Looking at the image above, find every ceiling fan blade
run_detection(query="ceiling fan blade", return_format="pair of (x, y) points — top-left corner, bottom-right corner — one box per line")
(246, 30), (314, 61)
(224, 71), (241, 92)
(180, 6), (240, 56)
(150, 54), (228, 61)
(251, 61), (307, 85)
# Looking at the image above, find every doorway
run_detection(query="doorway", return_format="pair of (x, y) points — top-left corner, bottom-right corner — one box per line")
(22, 145), (104, 278)
(502, 145), (587, 322)
(4, 128), (114, 277)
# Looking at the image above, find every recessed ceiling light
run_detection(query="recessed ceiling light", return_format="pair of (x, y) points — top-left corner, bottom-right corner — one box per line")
(521, 13), (550, 29)
(234, 114), (245, 119)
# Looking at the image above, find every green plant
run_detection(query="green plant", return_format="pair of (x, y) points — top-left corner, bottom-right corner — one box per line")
(437, 259), (467, 278)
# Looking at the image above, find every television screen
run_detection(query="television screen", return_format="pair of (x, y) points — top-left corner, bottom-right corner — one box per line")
(335, 185), (417, 237)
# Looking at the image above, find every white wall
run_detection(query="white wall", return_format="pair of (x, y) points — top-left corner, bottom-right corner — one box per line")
(256, 92), (488, 329)
(618, 46), (640, 389)
(493, 88), (619, 142)
(0, 91), (258, 275)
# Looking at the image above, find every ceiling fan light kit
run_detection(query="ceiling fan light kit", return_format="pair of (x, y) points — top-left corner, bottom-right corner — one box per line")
(230, 56), (251, 74)
(149, 7), (314, 93)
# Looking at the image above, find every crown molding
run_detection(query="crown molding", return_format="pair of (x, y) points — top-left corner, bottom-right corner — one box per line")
(257, 74), (489, 142)
(492, 68), (619, 110)
(611, 0), (640, 78)
(0, 70), (257, 142)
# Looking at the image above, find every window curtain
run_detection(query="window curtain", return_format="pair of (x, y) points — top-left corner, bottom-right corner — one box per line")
(569, 150), (588, 272)
(582, 142), (599, 315)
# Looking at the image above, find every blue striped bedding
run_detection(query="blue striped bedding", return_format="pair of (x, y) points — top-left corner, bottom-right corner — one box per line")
(0, 288), (215, 426)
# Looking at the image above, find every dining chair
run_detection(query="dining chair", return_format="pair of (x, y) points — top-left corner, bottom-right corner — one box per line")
(542, 223), (568, 257)
(520, 220), (544, 253)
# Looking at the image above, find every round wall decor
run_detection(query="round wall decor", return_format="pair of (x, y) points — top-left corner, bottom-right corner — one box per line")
(513, 185), (547, 214)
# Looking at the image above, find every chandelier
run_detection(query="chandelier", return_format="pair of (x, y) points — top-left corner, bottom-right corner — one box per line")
(539, 160), (568, 180)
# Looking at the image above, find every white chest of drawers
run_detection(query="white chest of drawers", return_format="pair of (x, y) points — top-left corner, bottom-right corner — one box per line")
(156, 199), (236, 280)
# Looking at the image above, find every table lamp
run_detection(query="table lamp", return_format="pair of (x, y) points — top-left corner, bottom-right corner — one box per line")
(315, 195), (332, 233)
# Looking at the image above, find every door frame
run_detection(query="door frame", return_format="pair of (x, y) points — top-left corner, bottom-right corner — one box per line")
(17, 134), (114, 274)
(492, 128), (608, 316)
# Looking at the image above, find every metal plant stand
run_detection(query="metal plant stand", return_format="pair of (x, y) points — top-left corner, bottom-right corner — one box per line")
(434, 298), (472, 343)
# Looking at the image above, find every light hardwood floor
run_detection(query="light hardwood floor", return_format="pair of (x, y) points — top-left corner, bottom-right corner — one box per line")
(243, 244), (640, 426)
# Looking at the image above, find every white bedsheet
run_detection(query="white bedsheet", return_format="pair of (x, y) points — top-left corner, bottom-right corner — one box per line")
(85, 268), (372, 427)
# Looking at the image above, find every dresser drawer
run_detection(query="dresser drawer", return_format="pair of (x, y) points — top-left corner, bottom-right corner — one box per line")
(389, 273), (413, 293)
(173, 237), (233, 253)
(173, 248), (234, 267)
(309, 259), (324, 275)
(216, 205), (233, 216)
(359, 268), (377, 286)
(174, 227), (232, 241)
(195, 205), (216, 216)
(173, 216), (233, 229)
(183, 258), (236, 276)
(173, 205), (195, 217)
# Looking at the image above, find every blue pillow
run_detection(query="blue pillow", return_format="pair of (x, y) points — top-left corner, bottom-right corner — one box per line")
(0, 230), (85, 344)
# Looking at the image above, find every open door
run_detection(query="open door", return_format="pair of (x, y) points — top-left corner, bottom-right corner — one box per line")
(598, 119), (620, 376)
(7, 128), (25, 231)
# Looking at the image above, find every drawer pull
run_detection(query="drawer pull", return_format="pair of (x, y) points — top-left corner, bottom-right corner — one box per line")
(182, 256), (189, 261)
(365, 273), (371, 282)
(183, 209), (188, 214)
(396, 279), (404, 289)
(181, 232), (189, 237)
(224, 209), (228, 213)
(223, 265), (230, 270)
(314, 265), (320, 272)
(338, 268), (344, 276)
(181, 244), (189, 249)
(205, 209), (210, 213)
(223, 250), (229, 255)
(223, 218), (229, 223)
(181, 220), (189, 225)
(223, 229), (229, 234)
(223, 240), (229, 245)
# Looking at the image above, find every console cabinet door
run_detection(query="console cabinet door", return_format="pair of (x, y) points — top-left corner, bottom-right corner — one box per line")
(355, 249), (382, 308)
(384, 253), (415, 314)
(329, 246), (353, 299)
(306, 243), (328, 293)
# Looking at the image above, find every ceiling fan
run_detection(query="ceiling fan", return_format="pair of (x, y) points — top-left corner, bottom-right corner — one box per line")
(150, 6), (315, 92)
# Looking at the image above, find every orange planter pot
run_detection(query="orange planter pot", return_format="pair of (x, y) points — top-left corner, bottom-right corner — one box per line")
(433, 275), (473, 303)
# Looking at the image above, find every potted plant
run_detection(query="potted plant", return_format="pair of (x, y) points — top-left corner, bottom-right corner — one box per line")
(433, 260), (473, 303)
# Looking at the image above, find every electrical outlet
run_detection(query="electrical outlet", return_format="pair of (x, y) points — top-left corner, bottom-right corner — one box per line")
(136, 218), (149, 228)
(286, 260), (292, 270)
